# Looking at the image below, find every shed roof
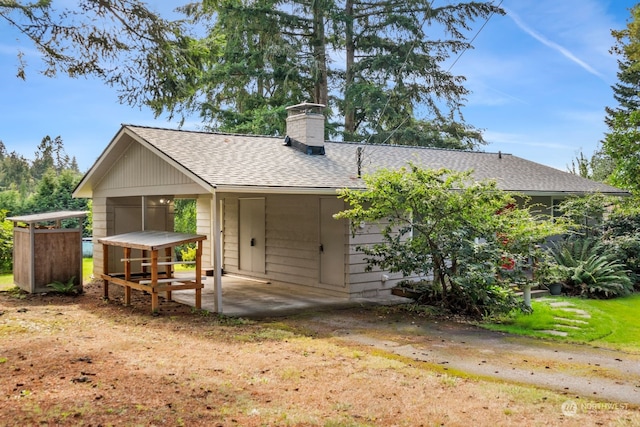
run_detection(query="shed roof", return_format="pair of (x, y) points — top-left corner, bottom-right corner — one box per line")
(97, 231), (206, 251)
(74, 124), (628, 198)
(7, 210), (88, 224)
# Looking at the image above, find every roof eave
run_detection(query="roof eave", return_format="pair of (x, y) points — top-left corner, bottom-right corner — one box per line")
(214, 185), (354, 195)
(508, 190), (631, 198)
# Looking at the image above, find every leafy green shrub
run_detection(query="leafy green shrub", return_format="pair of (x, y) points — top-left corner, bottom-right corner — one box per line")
(179, 245), (196, 267)
(450, 267), (521, 317)
(556, 193), (609, 237)
(601, 210), (640, 290)
(603, 210), (640, 237)
(0, 210), (13, 274)
(3, 286), (26, 299)
(601, 235), (640, 289)
(550, 238), (633, 299)
(47, 277), (80, 295)
(336, 165), (566, 319)
(532, 248), (566, 286)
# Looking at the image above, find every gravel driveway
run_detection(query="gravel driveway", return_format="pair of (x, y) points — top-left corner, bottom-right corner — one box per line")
(293, 309), (640, 406)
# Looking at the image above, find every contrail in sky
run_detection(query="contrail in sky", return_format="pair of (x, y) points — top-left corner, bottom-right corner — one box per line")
(506, 8), (605, 80)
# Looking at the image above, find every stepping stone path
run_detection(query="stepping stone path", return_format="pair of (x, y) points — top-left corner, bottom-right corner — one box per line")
(536, 299), (591, 337)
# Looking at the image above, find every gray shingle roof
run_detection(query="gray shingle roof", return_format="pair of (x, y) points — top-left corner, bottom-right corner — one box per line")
(126, 124), (626, 195)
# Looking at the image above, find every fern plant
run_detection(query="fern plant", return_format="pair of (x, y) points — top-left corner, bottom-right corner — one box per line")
(47, 277), (79, 295)
(550, 239), (633, 299)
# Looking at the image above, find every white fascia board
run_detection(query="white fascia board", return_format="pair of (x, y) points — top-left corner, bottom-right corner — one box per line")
(125, 129), (215, 193)
(213, 185), (350, 195)
(514, 190), (630, 198)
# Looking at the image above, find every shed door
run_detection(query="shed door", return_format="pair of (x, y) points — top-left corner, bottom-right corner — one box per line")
(319, 197), (345, 287)
(239, 198), (266, 274)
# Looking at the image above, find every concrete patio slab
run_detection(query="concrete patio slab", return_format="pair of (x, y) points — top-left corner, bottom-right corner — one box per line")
(171, 274), (411, 318)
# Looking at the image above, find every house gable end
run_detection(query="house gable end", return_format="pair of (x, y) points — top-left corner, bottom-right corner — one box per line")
(94, 134), (201, 195)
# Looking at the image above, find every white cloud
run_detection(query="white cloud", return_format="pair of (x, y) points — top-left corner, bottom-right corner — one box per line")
(483, 130), (572, 150)
(466, 81), (530, 107)
(556, 108), (608, 124)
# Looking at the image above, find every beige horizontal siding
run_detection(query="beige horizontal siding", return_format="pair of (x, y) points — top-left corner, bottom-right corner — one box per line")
(90, 197), (108, 277)
(219, 194), (321, 284)
(348, 218), (420, 292)
(196, 197), (213, 268)
(222, 196), (239, 271)
(268, 262), (317, 280)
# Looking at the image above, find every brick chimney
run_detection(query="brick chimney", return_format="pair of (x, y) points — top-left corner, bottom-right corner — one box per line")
(284, 103), (326, 155)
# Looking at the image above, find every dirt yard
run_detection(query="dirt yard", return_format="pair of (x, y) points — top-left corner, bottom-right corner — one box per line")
(1, 281), (638, 426)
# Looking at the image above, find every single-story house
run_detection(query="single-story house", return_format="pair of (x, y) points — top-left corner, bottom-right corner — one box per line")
(73, 103), (628, 312)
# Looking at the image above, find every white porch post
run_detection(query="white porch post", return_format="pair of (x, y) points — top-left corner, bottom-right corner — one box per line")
(212, 191), (223, 313)
(141, 196), (147, 230)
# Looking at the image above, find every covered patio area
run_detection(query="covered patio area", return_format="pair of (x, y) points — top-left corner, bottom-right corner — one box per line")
(171, 274), (411, 318)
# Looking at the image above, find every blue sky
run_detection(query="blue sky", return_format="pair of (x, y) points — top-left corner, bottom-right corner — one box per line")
(0, 0), (637, 172)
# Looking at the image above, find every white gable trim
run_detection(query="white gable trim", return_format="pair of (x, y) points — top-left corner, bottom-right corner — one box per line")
(125, 129), (214, 192)
(73, 126), (215, 198)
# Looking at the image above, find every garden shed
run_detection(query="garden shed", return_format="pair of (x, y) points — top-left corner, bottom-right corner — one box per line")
(8, 210), (87, 293)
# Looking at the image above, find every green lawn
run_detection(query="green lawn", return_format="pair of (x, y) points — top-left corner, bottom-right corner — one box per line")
(483, 294), (640, 353)
(0, 257), (94, 291)
(0, 272), (13, 290)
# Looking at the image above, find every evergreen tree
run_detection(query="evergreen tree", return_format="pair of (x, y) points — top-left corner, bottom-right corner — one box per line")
(340, 1), (499, 147)
(604, 59), (640, 128)
(603, 111), (640, 194)
(611, 4), (640, 66)
(53, 170), (79, 210)
(151, 0), (501, 148)
(24, 169), (88, 214)
(69, 157), (80, 173)
(0, 136), (86, 215)
(0, 190), (22, 217)
(26, 169), (58, 213)
(153, 0), (318, 135)
(31, 136), (74, 180)
(0, 151), (31, 195)
(590, 148), (616, 183)
(568, 152), (591, 179)
(602, 4), (640, 191)
(31, 136), (56, 181)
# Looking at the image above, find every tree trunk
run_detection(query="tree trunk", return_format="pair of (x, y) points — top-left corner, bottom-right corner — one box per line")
(344, 0), (356, 138)
(433, 256), (448, 302)
(312, 0), (328, 107)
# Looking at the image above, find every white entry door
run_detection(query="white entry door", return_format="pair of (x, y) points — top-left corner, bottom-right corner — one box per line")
(239, 198), (266, 274)
(319, 197), (345, 287)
